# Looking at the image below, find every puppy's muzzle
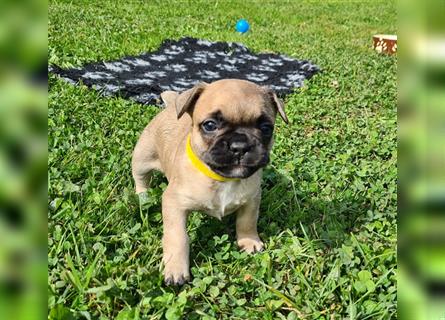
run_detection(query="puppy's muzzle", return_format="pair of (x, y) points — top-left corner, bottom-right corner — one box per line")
(229, 133), (253, 158)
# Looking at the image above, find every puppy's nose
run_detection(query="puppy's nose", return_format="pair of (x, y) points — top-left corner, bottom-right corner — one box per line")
(229, 140), (252, 154)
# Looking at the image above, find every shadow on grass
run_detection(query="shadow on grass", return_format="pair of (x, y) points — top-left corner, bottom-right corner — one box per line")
(183, 166), (371, 264)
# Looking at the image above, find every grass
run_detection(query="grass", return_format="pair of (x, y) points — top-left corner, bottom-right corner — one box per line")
(48, 0), (397, 319)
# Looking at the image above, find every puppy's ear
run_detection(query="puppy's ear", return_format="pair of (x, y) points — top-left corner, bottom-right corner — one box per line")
(160, 90), (179, 107)
(175, 82), (207, 119)
(263, 87), (289, 124)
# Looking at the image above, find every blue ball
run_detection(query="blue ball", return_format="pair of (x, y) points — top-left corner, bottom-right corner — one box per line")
(235, 19), (250, 33)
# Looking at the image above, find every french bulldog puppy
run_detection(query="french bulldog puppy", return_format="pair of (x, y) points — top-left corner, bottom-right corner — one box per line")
(132, 79), (287, 285)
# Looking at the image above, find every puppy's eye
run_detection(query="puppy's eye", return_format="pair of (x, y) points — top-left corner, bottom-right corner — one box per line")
(259, 123), (274, 136)
(202, 120), (218, 132)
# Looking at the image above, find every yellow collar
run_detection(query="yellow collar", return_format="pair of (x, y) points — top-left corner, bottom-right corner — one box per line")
(186, 134), (239, 182)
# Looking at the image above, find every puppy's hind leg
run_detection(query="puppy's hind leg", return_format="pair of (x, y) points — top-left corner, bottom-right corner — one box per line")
(131, 130), (161, 194)
(132, 159), (159, 195)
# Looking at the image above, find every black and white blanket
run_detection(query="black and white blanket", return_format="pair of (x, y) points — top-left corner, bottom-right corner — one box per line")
(50, 37), (319, 106)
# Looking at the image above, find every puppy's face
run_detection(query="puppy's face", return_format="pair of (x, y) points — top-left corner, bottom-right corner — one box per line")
(176, 79), (288, 179)
(197, 110), (273, 179)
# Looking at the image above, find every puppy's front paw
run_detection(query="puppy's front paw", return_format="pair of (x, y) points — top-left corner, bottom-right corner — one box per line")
(163, 261), (190, 286)
(237, 237), (264, 254)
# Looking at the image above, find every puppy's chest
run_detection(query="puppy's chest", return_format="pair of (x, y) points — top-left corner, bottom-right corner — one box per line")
(205, 182), (255, 219)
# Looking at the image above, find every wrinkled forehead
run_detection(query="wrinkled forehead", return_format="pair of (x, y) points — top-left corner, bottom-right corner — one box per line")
(194, 89), (274, 124)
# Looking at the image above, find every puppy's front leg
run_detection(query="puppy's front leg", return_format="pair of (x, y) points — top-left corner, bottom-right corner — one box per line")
(236, 193), (264, 253)
(162, 189), (190, 285)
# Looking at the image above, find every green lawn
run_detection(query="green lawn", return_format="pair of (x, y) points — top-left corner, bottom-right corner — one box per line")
(48, 1), (397, 319)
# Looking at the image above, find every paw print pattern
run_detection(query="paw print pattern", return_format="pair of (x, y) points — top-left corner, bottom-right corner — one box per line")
(50, 37), (320, 106)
